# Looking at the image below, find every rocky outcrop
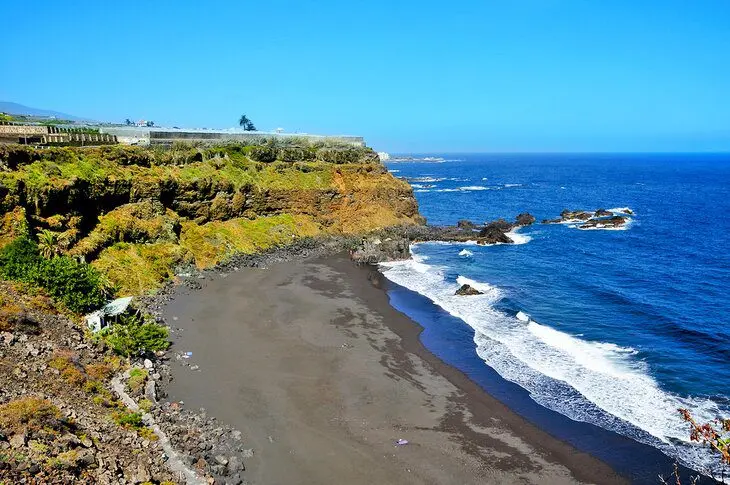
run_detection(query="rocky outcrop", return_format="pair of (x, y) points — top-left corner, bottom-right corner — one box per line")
(455, 284), (483, 296)
(559, 209), (593, 221)
(457, 219), (476, 230)
(542, 208), (633, 229)
(478, 223), (514, 244)
(515, 213), (536, 226)
(350, 236), (410, 264)
(579, 215), (628, 229)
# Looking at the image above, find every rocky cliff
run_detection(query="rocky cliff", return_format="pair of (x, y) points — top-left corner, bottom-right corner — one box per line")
(0, 143), (424, 294)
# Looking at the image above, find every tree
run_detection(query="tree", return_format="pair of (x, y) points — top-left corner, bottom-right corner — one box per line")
(239, 114), (257, 131)
(146, 120), (155, 127)
(124, 118), (133, 126)
(37, 230), (60, 259)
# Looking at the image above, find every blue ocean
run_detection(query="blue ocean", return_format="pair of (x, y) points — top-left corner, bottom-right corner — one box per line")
(382, 153), (730, 480)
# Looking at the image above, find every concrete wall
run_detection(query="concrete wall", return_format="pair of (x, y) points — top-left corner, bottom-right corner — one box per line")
(99, 126), (365, 147)
(0, 125), (48, 135)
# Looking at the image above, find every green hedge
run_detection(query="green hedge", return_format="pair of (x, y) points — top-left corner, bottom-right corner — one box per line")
(0, 237), (111, 313)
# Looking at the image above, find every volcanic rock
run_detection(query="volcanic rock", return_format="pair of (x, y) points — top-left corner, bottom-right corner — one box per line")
(560, 209), (593, 221)
(515, 213), (536, 226)
(457, 219), (476, 229)
(455, 284), (483, 296)
(579, 215), (628, 229)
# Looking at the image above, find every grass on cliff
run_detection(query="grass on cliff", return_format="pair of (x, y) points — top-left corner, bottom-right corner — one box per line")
(181, 213), (322, 268)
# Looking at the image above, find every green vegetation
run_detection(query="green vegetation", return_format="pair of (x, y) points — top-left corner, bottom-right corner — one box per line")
(0, 142), (420, 295)
(0, 397), (64, 435)
(238, 114), (256, 131)
(127, 368), (149, 393)
(99, 313), (169, 357)
(112, 410), (143, 428)
(0, 236), (112, 313)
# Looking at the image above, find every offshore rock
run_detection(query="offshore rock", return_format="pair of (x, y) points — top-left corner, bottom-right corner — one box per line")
(560, 209), (593, 221)
(455, 284), (483, 296)
(579, 215), (628, 229)
(515, 213), (536, 226)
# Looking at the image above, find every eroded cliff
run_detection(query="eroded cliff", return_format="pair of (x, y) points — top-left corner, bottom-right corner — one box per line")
(0, 143), (423, 294)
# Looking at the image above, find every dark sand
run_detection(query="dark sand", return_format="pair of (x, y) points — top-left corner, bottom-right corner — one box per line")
(163, 254), (627, 484)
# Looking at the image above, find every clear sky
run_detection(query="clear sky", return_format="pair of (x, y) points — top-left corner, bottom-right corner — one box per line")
(2, 0), (728, 152)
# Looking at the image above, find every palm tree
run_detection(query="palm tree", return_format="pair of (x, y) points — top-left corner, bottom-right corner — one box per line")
(239, 115), (257, 131)
(124, 118), (133, 126)
(37, 230), (60, 259)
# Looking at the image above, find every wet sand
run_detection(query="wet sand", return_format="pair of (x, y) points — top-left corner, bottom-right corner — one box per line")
(163, 253), (626, 484)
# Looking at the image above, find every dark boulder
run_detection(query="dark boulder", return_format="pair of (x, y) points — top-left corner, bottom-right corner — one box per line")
(515, 213), (536, 226)
(579, 215), (627, 229)
(457, 219), (476, 230)
(594, 208), (612, 217)
(560, 209), (593, 221)
(483, 218), (513, 232)
(477, 224), (514, 244)
(621, 208), (634, 215)
(350, 236), (410, 264)
(455, 284), (483, 296)
(542, 218), (562, 224)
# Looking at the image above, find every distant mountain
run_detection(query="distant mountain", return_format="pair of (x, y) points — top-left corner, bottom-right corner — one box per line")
(0, 101), (89, 121)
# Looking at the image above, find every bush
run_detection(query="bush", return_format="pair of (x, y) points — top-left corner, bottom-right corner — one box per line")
(113, 411), (143, 429)
(100, 314), (169, 357)
(248, 145), (277, 164)
(0, 397), (63, 435)
(0, 237), (112, 314)
(127, 368), (148, 394)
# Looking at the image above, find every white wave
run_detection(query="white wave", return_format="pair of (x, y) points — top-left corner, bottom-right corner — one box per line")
(379, 251), (726, 475)
(408, 176), (446, 183)
(482, 177), (489, 181)
(505, 228), (532, 245)
(504, 183), (522, 188)
(458, 249), (473, 257)
(414, 189), (431, 193)
(459, 185), (489, 191)
(389, 169), (400, 173)
(516, 311), (530, 323)
(607, 207), (635, 215)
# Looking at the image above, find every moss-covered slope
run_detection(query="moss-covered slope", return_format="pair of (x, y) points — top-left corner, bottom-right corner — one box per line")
(0, 143), (422, 295)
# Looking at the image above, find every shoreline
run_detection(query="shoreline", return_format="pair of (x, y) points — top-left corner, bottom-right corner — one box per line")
(159, 252), (627, 484)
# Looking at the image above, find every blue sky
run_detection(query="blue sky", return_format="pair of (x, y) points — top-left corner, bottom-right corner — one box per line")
(2, 0), (728, 152)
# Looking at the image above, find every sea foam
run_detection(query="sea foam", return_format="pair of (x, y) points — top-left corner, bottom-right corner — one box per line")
(380, 246), (725, 476)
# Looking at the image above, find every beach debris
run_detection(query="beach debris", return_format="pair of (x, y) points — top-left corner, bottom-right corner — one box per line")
(84, 296), (134, 333)
(395, 439), (409, 446)
(190, 365), (200, 371)
(144, 358), (153, 369)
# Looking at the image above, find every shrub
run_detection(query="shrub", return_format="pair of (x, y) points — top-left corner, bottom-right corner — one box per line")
(138, 398), (153, 413)
(248, 145), (277, 164)
(100, 314), (169, 357)
(0, 397), (63, 435)
(127, 368), (148, 394)
(113, 411), (143, 429)
(0, 237), (112, 314)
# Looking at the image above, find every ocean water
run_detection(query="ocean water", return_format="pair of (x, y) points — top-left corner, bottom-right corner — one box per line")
(382, 153), (730, 479)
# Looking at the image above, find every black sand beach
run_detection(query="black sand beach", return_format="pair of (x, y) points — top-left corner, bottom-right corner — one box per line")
(161, 253), (627, 484)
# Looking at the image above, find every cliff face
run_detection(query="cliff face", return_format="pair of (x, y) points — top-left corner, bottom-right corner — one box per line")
(0, 144), (423, 294)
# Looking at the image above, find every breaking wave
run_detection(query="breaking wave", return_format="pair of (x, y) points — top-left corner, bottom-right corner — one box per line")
(380, 247), (727, 477)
